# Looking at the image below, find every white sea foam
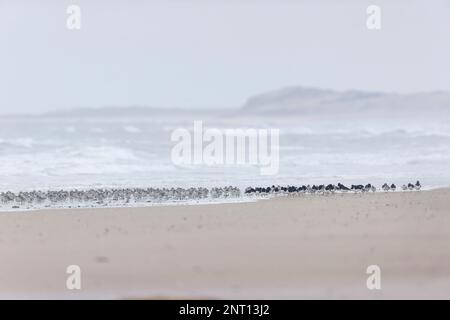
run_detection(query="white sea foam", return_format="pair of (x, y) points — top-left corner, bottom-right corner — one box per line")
(123, 125), (141, 133)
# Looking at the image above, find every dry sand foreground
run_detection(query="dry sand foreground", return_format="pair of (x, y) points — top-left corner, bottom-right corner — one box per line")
(0, 189), (450, 299)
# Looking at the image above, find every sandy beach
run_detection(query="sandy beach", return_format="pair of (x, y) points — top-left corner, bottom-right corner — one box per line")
(1, 189), (449, 299)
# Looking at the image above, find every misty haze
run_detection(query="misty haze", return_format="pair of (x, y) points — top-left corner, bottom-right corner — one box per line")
(1, 0), (450, 301)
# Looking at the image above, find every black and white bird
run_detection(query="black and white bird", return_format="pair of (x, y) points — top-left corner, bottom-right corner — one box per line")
(351, 184), (364, 193)
(415, 180), (421, 190)
(337, 183), (350, 192)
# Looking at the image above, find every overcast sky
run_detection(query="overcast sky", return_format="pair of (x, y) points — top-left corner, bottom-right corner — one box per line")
(1, 0), (450, 114)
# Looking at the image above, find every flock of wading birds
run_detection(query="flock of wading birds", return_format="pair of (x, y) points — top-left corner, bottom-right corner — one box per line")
(0, 181), (422, 209)
(244, 181), (422, 194)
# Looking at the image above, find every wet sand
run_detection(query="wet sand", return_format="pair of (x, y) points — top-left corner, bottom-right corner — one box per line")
(1, 189), (449, 299)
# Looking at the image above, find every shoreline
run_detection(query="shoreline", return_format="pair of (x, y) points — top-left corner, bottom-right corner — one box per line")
(1, 188), (450, 299)
(0, 196), (260, 214)
(0, 185), (445, 214)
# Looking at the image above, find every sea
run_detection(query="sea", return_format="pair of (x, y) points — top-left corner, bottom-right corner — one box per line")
(1, 111), (449, 205)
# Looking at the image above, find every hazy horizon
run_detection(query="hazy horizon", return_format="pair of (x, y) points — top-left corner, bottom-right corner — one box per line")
(3, 84), (450, 117)
(1, 0), (450, 115)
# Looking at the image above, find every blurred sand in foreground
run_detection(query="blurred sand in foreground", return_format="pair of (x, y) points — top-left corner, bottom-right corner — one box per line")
(1, 189), (450, 299)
